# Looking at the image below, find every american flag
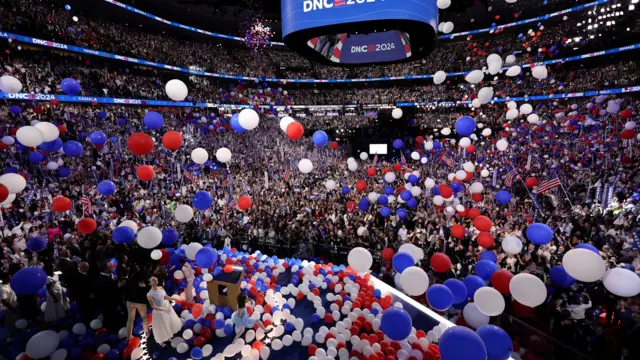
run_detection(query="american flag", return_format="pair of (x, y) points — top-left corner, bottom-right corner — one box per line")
(184, 171), (195, 184)
(441, 153), (455, 168)
(222, 195), (237, 224)
(503, 167), (518, 187)
(537, 177), (561, 194)
(283, 168), (291, 183)
(81, 196), (92, 216)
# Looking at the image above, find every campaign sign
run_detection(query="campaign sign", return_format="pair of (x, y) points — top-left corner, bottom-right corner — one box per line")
(338, 32), (409, 64)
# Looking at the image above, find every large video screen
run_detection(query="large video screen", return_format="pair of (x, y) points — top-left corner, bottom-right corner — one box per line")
(369, 144), (388, 155)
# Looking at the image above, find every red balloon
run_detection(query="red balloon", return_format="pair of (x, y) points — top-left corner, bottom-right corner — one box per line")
(308, 344), (318, 356)
(346, 201), (356, 212)
(192, 303), (204, 319)
(472, 193), (483, 202)
(393, 163), (401, 172)
(128, 336), (141, 348)
(77, 218), (97, 234)
(91, 354), (106, 360)
(136, 165), (154, 181)
(193, 336), (206, 347)
(476, 231), (494, 248)
(430, 253), (452, 273)
(619, 109), (633, 119)
(512, 300), (533, 317)
(0, 184), (8, 203)
(465, 144), (476, 153)
(416, 136), (424, 144)
(162, 131), (183, 150)
(474, 216), (493, 231)
(439, 184), (453, 199)
(621, 129), (635, 140)
(238, 195), (252, 211)
(330, 141), (339, 149)
(450, 224), (465, 239)
(52, 196), (72, 212)
(286, 122), (304, 140)
(127, 132), (154, 155)
(223, 265), (233, 273)
(491, 270), (514, 294)
(525, 177), (538, 188)
(467, 208), (480, 219)
(367, 168), (377, 177)
(252, 341), (264, 351)
(381, 248), (395, 262)
(356, 180), (367, 191)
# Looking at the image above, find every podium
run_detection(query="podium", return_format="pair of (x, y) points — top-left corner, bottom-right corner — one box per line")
(207, 266), (244, 309)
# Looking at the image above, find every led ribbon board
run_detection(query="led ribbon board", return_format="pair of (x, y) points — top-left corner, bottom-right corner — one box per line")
(281, 0), (438, 66)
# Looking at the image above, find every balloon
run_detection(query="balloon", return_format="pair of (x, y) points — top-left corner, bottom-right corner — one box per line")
(230, 113), (246, 133)
(98, 180), (117, 195)
(463, 275), (485, 298)
(0, 184), (7, 202)
(0, 75), (22, 93)
(391, 108), (403, 119)
(526, 223), (553, 245)
(426, 284), (454, 311)
(175, 204), (194, 223)
(195, 247), (217, 268)
(34, 122), (60, 141)
(0, 173), (27, 194)
(347, 247), (372, 273)
(433, 70), (447, 84)
(562, 248), (606, 282)
(162, 131), (183, 150)
(531, 65), (548, 79)
(238, 109), (260, 130)
(431, 253), (452, 272)
(474, 216), (492, 232)
(380, 307), (412, 341)
(509, 273), (547, 307)
(166, 79), (188, 101)
(491, 270), (513, 295)
(476, 325), (513, 360)
(238, 196), (252, 210)
(392, 139), (404, 149)
(442, 279), (466, 304)
(495, 190), (511, 205)
(286, 122), (304, 139)
(603, 268), (640, 297)
(10, 267), (47, 295)
(143, 111), (164, 129)
(279, 116), (294, 132)
(137, 227), (162, 249)
(136, 165), (154, 181)
(502, 236), (522, 254)
(464, 303), (490, 329)
(52, 196), (72, 212)
(455, 116), (476, 136)
(191, 148), (208, 164)
(26, 330), (60, 359)
(60, 77), (81, 95)
(575, 243), (599, 254)
(192, 191), (213, 210)
(16, 126), (45, 147)
(550, 265), (576, 287)
(474, 287), (505, 316)
(442, 21), (455, 34)
(89, 131), (107, 145)
(381, 248), (395, 261)
(120, 220), (139, 233)
(475, 260), (498, 281)
(496, 139), (509, 151)
(439, 326), (487, 360)
(27, 236), (47, 252)
(162, 229), (179, 245)
(298, 159), (313, 173)
(215, 148), (232, 163)
(185, 243), (203, 260)
(477, 232), (495, 248)
(77, 218), (97, 234)
(392, 252), (414, 273)
(127, 133), (154, 156)
(112, 226), (135, 244)
(400, 266), (429, 296)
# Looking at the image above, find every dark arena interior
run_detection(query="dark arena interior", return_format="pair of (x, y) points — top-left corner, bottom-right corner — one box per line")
(0, 0), (640, 360)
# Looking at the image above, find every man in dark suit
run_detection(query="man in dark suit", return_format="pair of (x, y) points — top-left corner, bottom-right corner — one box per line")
(95, 262), (121, 332)
(75, 262), (95, 323)
(58, 250), (78, 297)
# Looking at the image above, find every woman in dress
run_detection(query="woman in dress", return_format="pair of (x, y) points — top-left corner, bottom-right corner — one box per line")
(147, 277), (181, 346)
(232, 294), (271, 342)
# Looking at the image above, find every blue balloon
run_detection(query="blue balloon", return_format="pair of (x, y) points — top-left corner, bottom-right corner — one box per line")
(143, 111), (164, 130)
(392, 252), (414, 273)
(480, 250), (498, 263)
(162, 229), (179, 245)
(455, 116), (477, 136)
(40, 138), (63, 152)
(380, 307), (412, 341)
(98, 111), (107, 119)
(192, 191), (213, 210)
(311, 313), (321, 323)
(406, 198), (418, 208)
(451, 182), (462, 192)
(341, 186), (350, 195)
(495, 190), (512, 205)
(27, 236), (47, 252)
(526, 223), (553, 245)
(378, 195), (388, 205)
(439, 326), (487, 360)
(396, 208), (407, 219)
(550, 265), (576, 287)
(107, 349), (120, 360)
(379, 207), (391, 217)
(190, 347), (203, 360)
(28, 152), (45, 163)
(58, 167), (71, 177)
(444, 278), (468, 304)
(112, 226), (135, 244)
(9, 105), (21, 115)
(65, 5), (71, 11)
(426, 284), (454, 311)
(89, 131), (107, 145)
(432, 186), (440, 195)
(464, 275), (485, 298)
(312, 130), (329, 146)
(400, 190), (413, 201)
(476, 325), (513, 360)
(408, 174), (419, 185)
(383, 185), (394, 195)
(358, 198), (369, 211)
(62, 140), (83, 157)
(475, 260), (499, 281)
(60, 78), (81, 95)
(575, 243), (599, 254)
(195, 247), (217, 268)
(230, 113), (246, 133)
(10, 267), (47, 295)
(393, 139), (404, 149)
(97, 180), (117, 195)
(433, 141), (442, 149)
(223, 323), (233, 336)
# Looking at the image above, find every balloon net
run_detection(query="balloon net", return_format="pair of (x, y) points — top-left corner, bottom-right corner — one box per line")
(244, 19), (273, 52)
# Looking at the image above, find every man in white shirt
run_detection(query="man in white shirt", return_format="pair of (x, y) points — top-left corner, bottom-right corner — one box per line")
(398, 225), (408, 241)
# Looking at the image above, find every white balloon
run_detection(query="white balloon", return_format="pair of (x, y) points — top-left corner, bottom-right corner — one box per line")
(51, 349), (68, 360)
(131, 348), (144, 360)
(463, 303), (490, 329)
(0, 173), (27, 194)
(360, 152), (369, 161)
(348, 247), (373, 273)
(298, 159), (313, 174)
(433, 195), (444, 206)
(437, 0), (451, 9)
(519, 104), (533, 115)
(496, 139), (509, 151)
(472, 98), (482, 108)
(202, 344), (213, 357)
(527, 114), (540, 124)
(470, 182), (484, 194)
(459, 137), (471, 148)
(481, 169), (490, 177)
(502, 236), (523, 254)
(505, 54), (516, 64)
(185, 242), (203, 260)
(174, 270), (185, 280)
(367, 192), (379, 203)
(442, 21), (455, 34)
(506, 65), (522, 77)
(474, 287), (505, 316)
(510, 273), (547, 307)
(392, 108), (403, 119)
(486, 53), (502, 66)
(507, 101), (517, 110)
(482, 128), (492, 137)
(177, 342), (190, 354)
(119, 220), (139, 233)
(411, 151), (420, 160)
(137, 226), (162, 249)
(603, 268), (640, 297)
(465, 70), (484, 84)
(477, 87), (494, 104)
(398, 243), (424, 263)
(531, 65), (548, 80)
(562, 249), (606, 282)
(175, 204), (194, 223)
(47, 161), (59, 171)
(400, 267), (429, 296)
(90, 319), (103, 330)
(384, 172), (396, 183)
(165, 79), (188, 101)
(410, 187), (422, 197)
(26, 330), (59, 359)
(463, 162), (475, 172)
(433, 71), (447, 85)
(34, 122), (60, 141)
(0, 75), (23, 93)
(16, 126), (44, 147)
(455, 170), (467, 180)
(424, 141), (434, 150)
(215, 147), (232, 163)
(506, 109), (519, 120)
(424, 178), (435, 189)
(325, 180), (337, 191)
(441, 127), (451, 136)
(279, 116), (294, 132)
(238, 109), (260, 130)
(191, 148), (209, 164)
(1, 136), (14, 145)
(150, 249), (163, 261)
